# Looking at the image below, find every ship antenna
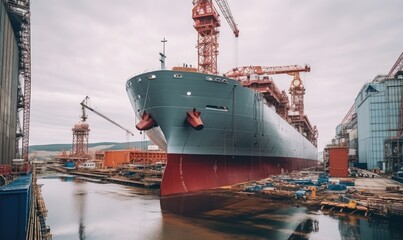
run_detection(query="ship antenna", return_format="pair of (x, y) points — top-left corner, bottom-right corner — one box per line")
(159, 37), (167, 70)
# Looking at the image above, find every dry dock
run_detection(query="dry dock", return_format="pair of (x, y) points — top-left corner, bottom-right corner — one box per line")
(215, 170), (403, 219)
(46, 163), (403, 218)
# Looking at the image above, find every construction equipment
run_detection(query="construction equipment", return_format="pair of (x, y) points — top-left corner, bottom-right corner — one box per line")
(388, 51), (403, 78)
(80, 96), (135, 142)
(191, 2), (317, 145)
(224, 65), (310, 79)
(224, 65), (317, 146)
(192, 0), (239, 74)
(224, 65), (310, 116)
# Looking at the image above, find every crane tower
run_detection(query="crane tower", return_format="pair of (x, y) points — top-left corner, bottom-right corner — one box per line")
(225, 65), (317, 146)
(70, 102), (91, 159)
(192, 0), (239, 74)
(70, 121), (90, 159)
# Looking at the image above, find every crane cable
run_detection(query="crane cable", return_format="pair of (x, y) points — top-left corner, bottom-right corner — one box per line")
(234, 36), (239, 69)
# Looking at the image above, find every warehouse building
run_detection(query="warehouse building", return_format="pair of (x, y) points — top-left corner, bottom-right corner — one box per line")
(0, 1), (20, 165)
(355, 73), (403, 171)
(328, 53), (403, 173)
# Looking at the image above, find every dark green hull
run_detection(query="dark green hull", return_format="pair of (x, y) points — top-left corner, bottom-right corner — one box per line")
(126, 70), (318, 195)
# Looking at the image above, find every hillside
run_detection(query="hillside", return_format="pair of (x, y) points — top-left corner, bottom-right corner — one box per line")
(29, 141), (152, 154)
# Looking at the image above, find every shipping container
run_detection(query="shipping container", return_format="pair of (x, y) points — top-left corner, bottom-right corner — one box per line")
(328, 147), (348, 177)
(103, 149), (167, 168)
(0, 174), (32, 240)
(104, 150), (131, 167)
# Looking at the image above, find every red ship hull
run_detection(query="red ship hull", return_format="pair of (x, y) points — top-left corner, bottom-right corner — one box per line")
(161, 153), (318, 196)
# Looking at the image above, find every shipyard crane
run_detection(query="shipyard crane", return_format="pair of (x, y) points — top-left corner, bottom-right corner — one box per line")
(388, 51), (403, 78)
(224, 65), (311, 79)
(80, 96), (135, 143)
(225, 65), (317, 146)
(192, 0), (239, 74)
(224, 64), (310, 116)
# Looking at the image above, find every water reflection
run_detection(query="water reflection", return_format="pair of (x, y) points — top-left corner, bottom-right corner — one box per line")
(39, 174), (403, 240)
(74, 182), (87, 240)
(39, 175), (162, 240)
(160, 193), (320, 239)
(160, 192), (403, 240)
(288, 218), (319, 240)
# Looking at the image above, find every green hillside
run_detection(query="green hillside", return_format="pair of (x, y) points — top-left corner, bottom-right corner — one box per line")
(29, 141), (152, 152)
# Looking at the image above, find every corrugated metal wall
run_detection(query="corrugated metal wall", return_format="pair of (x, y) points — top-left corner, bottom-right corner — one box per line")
(104, 150), (131, 167)
(0, 173), (32, 240)
(0, 2), (19, 165)
(329, 147), (349, 177)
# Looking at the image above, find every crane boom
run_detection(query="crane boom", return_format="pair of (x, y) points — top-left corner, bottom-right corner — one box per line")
(224, 64), (317, 146)
(224, 65), (310, 79)
(214, 0), (239, 37)
(388, 51), (403, 78)
(80, 97), (135, 136)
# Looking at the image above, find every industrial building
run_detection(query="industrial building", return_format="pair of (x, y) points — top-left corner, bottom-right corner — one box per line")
(327, 52), (403, 173)
(0, 0), (19, 165)
(96, 148), (167, 168)
(356, 73), (403, 171)
(0, 1), (50, 239)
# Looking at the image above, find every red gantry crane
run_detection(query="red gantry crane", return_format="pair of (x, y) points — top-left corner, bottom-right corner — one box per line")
(191, 1), (317, 146)
(388, 52), (403, 78)
(225, 64), (311, 117)
(192, 0), (239, 74)
(225, 65), (317, 146)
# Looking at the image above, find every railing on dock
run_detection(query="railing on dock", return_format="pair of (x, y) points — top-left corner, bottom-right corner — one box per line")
(26, 165), (52, 240)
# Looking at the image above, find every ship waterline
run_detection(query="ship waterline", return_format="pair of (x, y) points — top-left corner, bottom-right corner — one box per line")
(162, 154), (317, 195)
(126, 70), (318, 195)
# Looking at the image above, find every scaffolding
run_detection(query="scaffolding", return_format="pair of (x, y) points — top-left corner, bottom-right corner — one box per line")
(384, 138), (403, 173)
(70, 122), (91, 160)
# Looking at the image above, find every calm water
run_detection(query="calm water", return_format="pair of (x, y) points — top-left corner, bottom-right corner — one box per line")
(38, 173), (402, 240)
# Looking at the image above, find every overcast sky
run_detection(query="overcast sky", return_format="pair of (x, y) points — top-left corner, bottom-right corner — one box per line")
(30, 0), (403, 151)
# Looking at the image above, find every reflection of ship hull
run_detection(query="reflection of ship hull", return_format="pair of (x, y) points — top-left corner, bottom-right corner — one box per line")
(126, 70), (318, 195)
(160, 192), (317, 239)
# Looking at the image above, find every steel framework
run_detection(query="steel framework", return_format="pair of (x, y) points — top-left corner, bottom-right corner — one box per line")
(71, 122), (90, 159)
(192, 0), (238, 74)
(224, 64), (317, 146)
(80, 96), (135, 137)
(388, 52), (403, 78)
(224, 65), (311, 79)
(224, 64), (311, 117)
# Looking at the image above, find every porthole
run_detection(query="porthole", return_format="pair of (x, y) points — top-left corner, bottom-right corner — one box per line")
(173, 73), (183, 79)
(148, 74), (156, 80)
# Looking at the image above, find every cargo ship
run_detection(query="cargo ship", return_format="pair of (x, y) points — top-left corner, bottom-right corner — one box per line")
(126, 67), (318, 196)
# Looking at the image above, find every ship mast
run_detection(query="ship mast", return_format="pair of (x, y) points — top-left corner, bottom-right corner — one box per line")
(159, 37), (167, 70)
